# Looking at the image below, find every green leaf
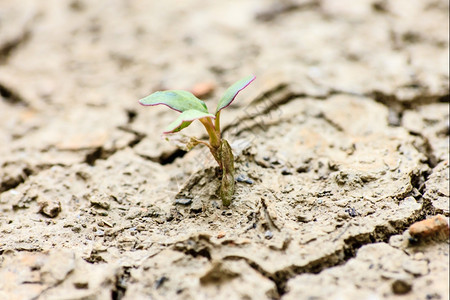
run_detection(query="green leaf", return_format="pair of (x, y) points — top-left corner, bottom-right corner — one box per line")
(164, 109), (215, 134)
(215, 75), (255, 114)
(139, 90), (208, 113)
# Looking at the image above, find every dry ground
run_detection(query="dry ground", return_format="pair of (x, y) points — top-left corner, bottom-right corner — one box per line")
(0, 1), (449, 299)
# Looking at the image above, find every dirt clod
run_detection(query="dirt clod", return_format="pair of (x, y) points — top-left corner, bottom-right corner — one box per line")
(38, 197), (61, 218)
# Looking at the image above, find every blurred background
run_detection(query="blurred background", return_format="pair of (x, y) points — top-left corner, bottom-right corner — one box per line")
(0, 2), (449, 299)
(1, 0), (448, 180)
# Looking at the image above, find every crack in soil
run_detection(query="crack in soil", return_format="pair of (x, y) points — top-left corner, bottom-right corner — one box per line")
(255, 0), (320, 22)
(83, 125), (146, 166)
(137, 148), (188, 165)
(0, 29), (31, 65)
(111, 266), (130, 300)
(0, 81), (29, 106)
(0, 162), (67, 194)
(172, 234), (213, 260)
(224, 205), (425, 299)
(221, 85), (381, 139)
(0, 165), (33, 193)
(29, 253), (76, 300)
(369, 90), (449, 126)
(141, 83), (447, 168)
(260, 196), (281, 232)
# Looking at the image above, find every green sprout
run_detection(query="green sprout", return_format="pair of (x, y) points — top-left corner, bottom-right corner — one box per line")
(139, 75), (255, 206)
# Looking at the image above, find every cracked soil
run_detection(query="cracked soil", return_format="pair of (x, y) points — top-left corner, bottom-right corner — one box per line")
(0, 0), (449, 299)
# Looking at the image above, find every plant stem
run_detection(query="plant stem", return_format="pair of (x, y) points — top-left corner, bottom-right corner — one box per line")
(215, 111), (221, 136)
(200, 117), (222, 168)
(200, 117), (221, 149)
(190, 137), (213, 150)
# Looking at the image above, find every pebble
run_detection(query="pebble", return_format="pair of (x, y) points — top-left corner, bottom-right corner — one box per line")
(154, 275), (169, 289)
(175, 198), (192, 205)
(39, 197), (61, 218)
(413, 252), (425, 260)
(236, 174), (254, 184)
(89, 198), (110, 210)
(391, 279), (412, 295)
(296, 164), (309, 173)
(345, 207), (358, 217)
(281, 168), (292, 175)
(73, 281), (89, 289)
(409, 215), (449, 241)
(191, 81), (215, 98)
(264, 230), (273, 240)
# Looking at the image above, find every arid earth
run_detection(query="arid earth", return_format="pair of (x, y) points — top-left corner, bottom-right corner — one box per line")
(0, 0), (449, 299)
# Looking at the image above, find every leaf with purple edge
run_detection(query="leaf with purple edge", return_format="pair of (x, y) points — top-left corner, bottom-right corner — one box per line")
(163, 109), (215, 134)
(215, 75), (255, 115)
(139, 90), (208, 113)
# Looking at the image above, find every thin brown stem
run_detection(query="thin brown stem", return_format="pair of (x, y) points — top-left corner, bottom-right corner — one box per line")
(191, 137), (213, 150)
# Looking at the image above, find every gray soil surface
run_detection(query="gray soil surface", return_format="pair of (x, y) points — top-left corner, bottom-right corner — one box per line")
(1, 1), (449, 299)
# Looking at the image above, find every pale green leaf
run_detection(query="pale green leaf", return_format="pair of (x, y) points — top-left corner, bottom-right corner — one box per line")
(139, 90), (208, 113)
(215, 75), (255, 114)
(164, 109), (215, 134)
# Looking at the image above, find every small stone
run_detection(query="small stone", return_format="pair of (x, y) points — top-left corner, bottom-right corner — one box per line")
(155, 275), (168, 289)
(74, 281), (89, 289)
(190, 199), (203, 213)
(296, 164), (309, 173)
(255, 157), (271, 168)
(245, 178), (254, 184)
(71, 225), (82, 233)
(175, 198), (192, 205)
(39, 197), (61, 218)
(217, 232), (226, 239)
(409, 215), (449, 241)
(413, 252), (425, 260)
(296, 214), (313, 223)
(191, 81), (215, 98)
(190, 205), (202, 214)
(125, 207), (142, 219)
(336, 212), (350, 220)
(281, 168), (293, 175)
(392, 279), (412, 295)
(236, 174), (254, 184)
(426, 292), (442, 300)
(264, 230), (273, 240)
(388, 108), (401, 126)
(89, 194), (111, 210)
(236, 174), (246, 182)
(345, 207), (358, 217)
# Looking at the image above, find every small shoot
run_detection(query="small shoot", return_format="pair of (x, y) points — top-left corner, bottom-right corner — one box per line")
(139, 75), (255, 206)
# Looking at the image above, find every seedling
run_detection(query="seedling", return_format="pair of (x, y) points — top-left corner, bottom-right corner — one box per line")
(139, 75), (255, 206)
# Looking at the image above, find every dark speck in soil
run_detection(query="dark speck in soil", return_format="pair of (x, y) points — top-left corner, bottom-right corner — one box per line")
(281, 168), (293, 175)
(155, 276), (168, 289)
(345, 207), (358, 217)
